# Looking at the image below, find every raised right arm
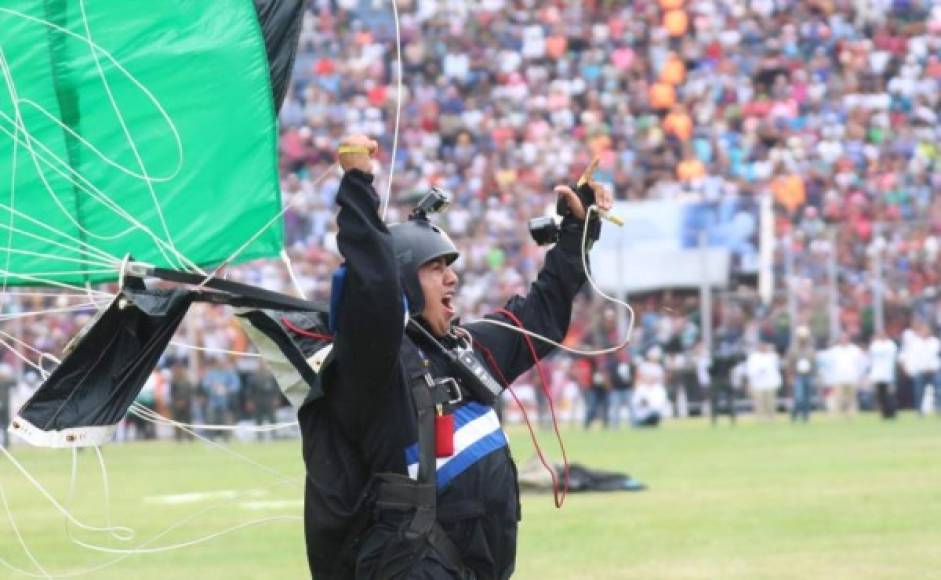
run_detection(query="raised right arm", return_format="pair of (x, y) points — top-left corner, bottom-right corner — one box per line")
(331, 166), (405, 421)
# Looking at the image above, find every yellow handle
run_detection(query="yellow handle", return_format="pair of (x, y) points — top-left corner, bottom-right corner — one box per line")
(599, 211), (624, 227)
(337, 145), (372, 156)
(576, 156), (600, 188)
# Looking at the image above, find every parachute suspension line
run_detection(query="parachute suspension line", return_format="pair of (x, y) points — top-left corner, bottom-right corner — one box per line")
(194, 162), (338, 290)
(0, 330), (60, 364)
(165, 341), (261, 358)
(93, 446), (118, 539)
(380, 0), (404, 221)
(0, 444), (300, 578)
(0, 290), (107, 299)
(68, 515), (302, 557)
(0, 302), (101, 321)
(62, 447), (133, 556)
(77, 0), (184, 270)
(0, 248), (116, 269)
(0, 329), (61, 369)
(0, 475), (52, 580)
(0, 9), (183, 184)
(0, 334), (49, 379)
(0, 49), (135, 244)
(0, 9), (197, 272)
(0, 204), (124, 265)
(0, 79), (196, 274)
(280, 249), (307, 300)
(0, 445), (136, 539)
(470, 205), (636, 357)
(117, 254), (131, 291)
(128, 404), (298, 479)
(0, 121), (183, 268)
(0, 269), (118, 279)
(0, 8), (184, 183)
(84, 281), (108, 312)
(63, 447), (131, 542)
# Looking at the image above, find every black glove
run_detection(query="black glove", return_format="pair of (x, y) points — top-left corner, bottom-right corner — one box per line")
(557, 181), (602, 247)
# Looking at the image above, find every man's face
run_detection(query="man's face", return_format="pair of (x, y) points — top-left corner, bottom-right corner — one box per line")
(417, 257), (458, 336)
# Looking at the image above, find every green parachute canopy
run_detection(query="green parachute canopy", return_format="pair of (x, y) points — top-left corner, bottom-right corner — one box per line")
(0, 0), (293, 287)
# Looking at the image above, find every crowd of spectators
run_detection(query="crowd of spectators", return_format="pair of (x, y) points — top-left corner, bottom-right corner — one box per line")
(2, 0), (941, 438)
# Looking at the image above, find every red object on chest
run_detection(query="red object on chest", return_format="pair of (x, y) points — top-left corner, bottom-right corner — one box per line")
(434, 414), (454, 458)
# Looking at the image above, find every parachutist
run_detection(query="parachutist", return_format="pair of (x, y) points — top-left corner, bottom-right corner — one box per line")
(297, 134), (611, 578)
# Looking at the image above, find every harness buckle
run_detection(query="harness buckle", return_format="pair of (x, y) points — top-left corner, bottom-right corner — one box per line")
(435, 377), (463, 406)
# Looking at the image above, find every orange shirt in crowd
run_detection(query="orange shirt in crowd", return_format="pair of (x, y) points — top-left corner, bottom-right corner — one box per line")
(663, 109), (693, 141)
(659, 0), (684, 10)
(589, 132), (613, 156)
(546, 35), (567, 59)
(660, 55), (686, 85)
(649, 81), (676, 110)
(677, 158), (706, 181)
(771, 174), (806, 212)
(664, 9), (688, 37)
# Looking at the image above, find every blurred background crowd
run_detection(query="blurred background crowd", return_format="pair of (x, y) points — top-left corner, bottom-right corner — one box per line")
(3, 0), (941, 443)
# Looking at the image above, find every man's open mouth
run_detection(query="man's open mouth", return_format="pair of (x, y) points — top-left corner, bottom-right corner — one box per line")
(442, 294), (455, 316)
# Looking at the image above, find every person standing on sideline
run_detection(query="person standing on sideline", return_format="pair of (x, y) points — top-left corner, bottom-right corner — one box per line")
(745, 341), (782, 420)
(903, 321), (940, 414)
(583, 356), (611, 430)
(631, 346), (670, 427)
(786, 326), (816, 422)
(245, 367), (281, 441)
(169, 359), (196, 442)
(607, 350), (633, 428)
(826, 334), (867, 417)
(693, 341), (712, 418)
(709, 335), (741, 425)
(868, 331), (899, 419)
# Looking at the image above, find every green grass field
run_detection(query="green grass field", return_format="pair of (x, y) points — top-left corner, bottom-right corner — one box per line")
(2, 414), (940, 579)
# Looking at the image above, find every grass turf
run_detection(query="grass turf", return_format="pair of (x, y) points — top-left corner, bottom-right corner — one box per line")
(1, 413), (940, 579)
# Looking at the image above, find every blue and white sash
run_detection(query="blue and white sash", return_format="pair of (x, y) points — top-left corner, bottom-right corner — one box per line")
(404, 402), (507, 489)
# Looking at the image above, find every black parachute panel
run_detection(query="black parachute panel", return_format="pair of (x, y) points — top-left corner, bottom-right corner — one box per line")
(253, 0), (305, 111)
(12, 285), (194, 447)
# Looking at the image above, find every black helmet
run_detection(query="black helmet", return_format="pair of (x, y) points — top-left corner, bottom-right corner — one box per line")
(389, 217), (459, 315)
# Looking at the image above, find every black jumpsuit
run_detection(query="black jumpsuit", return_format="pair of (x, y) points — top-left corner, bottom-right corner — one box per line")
(299, 169), (590, 579)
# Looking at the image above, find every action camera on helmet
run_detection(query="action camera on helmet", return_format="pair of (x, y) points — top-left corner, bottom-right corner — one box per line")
(410, 187), (452, 220)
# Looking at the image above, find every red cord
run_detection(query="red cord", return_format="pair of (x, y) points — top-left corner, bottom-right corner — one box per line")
(281, 318), (334, 342)
(481, 307), (569, 508)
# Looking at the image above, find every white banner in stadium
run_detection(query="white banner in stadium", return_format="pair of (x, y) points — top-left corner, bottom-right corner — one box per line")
(593, 198), (759, 295)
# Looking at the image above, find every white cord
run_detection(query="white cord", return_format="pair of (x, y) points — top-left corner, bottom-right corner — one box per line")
(194, 162), (337, 290)
(0, 475), (52, 579)
(0, 204), (123, 266)
(380, 0), (403, 221)
(0, 302), (100, 320)
(128, 405), (298, 479)
(280, 249), (308, 300)
(78, 0), (183, 269)
(0, 442), (301, 578)
(0, 445), (135, 538)
(470, 205), (635, 357)
(0, 7), (213, 274)
(165, 341), (261, 358)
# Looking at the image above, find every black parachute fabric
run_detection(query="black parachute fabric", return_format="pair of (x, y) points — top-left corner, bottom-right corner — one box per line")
(12, 283), (195, 447)
(254, 0), (306, 111)
(12, 278), (329, 447)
